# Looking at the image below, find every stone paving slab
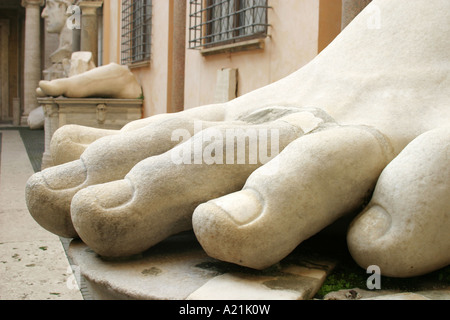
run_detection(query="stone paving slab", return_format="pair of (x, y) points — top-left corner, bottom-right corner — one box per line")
(68, 231), (337, 300)
(361, 293), (431, 300)
(0, 129), (83, 300)
(323, 287), (450, 300)
(0, 241), (81, 300)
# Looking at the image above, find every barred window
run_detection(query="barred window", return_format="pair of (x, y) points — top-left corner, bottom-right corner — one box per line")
(121, 0), (152, 65)
(189, 0), (270, 49)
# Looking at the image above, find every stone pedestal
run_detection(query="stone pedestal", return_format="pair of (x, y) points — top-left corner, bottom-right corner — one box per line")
(38, 97), (143, 169)
(21, 0), (44, 125)
(68, 231), (336, 300)
(41, 101), (59, 168)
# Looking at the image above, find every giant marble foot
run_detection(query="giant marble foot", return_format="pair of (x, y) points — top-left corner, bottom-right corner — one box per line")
(26, 0), (450, 277)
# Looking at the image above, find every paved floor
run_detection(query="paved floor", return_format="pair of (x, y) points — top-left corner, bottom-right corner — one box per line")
(0, 127), (83, 300)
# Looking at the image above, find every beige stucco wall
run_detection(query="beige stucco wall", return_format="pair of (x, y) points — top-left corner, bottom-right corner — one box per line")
(103, 0), (342, 117)
(131, 0), (170, 117)
(183, 0), (322, 110)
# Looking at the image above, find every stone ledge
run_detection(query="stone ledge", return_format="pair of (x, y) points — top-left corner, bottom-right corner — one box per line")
(323, 287), (450, 301)
(37, 97), (144, 107)
(68, 231), (336, 300)
(200, 38), (266, 56)
(37, 96), (143, 169)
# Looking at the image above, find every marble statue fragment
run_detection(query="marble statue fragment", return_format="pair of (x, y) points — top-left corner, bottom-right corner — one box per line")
(25, 0), (450, 278)
(37, 62), (142, 99)
(41, 0), (74, 81)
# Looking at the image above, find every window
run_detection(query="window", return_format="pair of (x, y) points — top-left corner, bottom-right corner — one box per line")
(121, 0), (152, 65)
(189, 0), (270, 49)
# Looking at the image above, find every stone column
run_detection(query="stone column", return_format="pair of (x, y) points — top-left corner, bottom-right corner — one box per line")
(341, 0), (372, 30)
(72, 28), (81, 52)
(21, 0), (44, 125)
(79, 1), (103, 66)
(40, 99), (59, 169)
(71, 2), (82, 52)
(167, 0), (186, 113)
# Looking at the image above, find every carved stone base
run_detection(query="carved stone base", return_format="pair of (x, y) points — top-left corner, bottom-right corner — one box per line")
(68, 231), (337, 300)
(41, 151), (54, 170)
(38, 97), (143, 170)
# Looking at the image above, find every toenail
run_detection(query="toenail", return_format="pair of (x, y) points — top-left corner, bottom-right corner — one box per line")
(352, 204), (392, 240)
(209, 188), (263, 225)
(93, 179), (134, 209)
(41, 160), (87, 190)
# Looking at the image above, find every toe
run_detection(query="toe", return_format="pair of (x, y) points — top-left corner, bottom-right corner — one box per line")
(39, 80), (60, 97)
(39, 160), (87, 190)
(193, 189), (287, 270)
(71, 180), (136, 257)
(71, 179), (151, 258)
(348, 127), (450, 277)
(25, 160), (87, 238)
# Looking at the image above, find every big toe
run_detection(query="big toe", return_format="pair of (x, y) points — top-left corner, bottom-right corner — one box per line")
(39, 80), (61, 97)
(193, 189), (290, 270)
(348, 127), (450, 277)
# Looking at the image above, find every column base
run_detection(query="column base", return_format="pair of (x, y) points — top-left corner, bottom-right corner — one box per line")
(41, 151), (54, 170)
(20, 115), (29, 127)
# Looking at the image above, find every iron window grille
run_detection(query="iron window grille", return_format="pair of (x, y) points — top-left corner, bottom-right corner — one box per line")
(189, 0), (270, 49)
(121, 0), (152, 65)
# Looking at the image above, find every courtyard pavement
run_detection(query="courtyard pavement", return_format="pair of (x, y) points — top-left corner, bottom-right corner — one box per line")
(0, 126), (83, 300)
